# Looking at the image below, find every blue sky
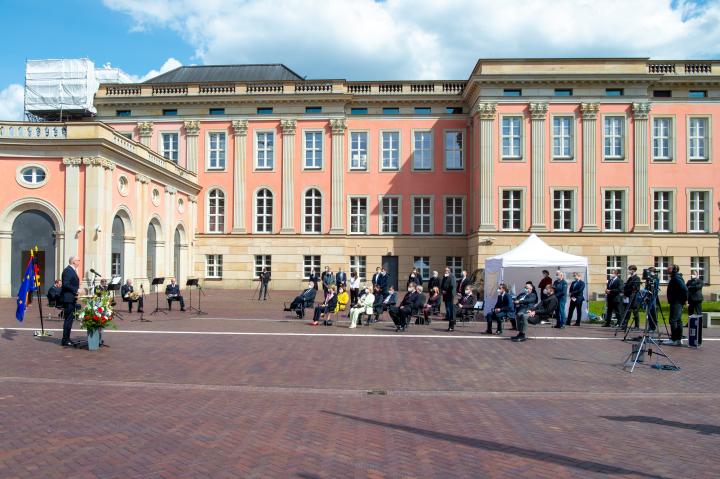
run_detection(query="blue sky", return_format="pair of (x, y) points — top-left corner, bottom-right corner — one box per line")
(1, 0), (719, 120)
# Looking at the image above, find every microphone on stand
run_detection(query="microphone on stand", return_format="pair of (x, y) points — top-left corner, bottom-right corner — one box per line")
(90, 269), (103, 277)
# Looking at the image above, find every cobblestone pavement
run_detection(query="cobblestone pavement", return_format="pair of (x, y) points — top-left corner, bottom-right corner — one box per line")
(0, 290), (718, 478)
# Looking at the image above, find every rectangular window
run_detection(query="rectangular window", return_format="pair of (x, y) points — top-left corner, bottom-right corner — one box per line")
(603, 116), (625, 159)
(604, 190), (624, 231)
(689, 117), (708, 161)
(257, 107), (273, 115)
(444, 131), (463, 169)
(413, 256), (430, 282)
(208, 132), (226, 169)
(691, 257), (708, 284)
(653, 90), (672, 98)
(383, 107), (399, 115)
(415, 107), (432, 115)
(606, 256), (626, 281)
(116, 110), (131, 117)
(689, 90), (707, 98)
(444, 197), (464, 235)
(304, 255), (321, 279)
(501, 117), (522, 159)
(380, 197), (400, 234)
(446, 106), (463, 114)
(653, 118), (672, 160)
(254, 255), (271, 279)
(689, 191), (708, 232)
(111, 253), (121, 277)
(412, 197), (432, 235)
(501, 190), (522, 231)
(381, 131), (400, 170)
(162, 109), (177, 116)
(209, 108), (225, 115)
(552, 190), (573, 231)
(446, 256), (463, 280)
(349, 197), (368, 234)
(605, 88), (624, 96)
(653, 191), (672, 232)
(351, 108), (368, 115)
(305, 106), (322, 113)
(206, 254), (223, 279)
(413, 131), (433, 170)
(349, 132), (368, 170)
(349, 256), (367, 282)
(161, 132), (179, 163)
(255, 131), (274, 169)
(503, 89), (522, 97)
(554, 88), (573, 96)
(304, 131), (323, 169)
(654, 256), (672, 283)
(552, 116), (573, 159)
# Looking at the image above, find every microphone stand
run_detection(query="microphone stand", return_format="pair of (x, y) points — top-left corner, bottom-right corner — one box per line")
(194, 283), (207, 316)
(132, 283), (151, 322)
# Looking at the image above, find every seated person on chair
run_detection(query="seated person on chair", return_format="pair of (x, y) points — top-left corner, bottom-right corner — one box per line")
(389, 283), (422, 332)
(120, 279), (143, 313)
(47, 279), (62, 306)
(381, 286), (397, 311)
(371, 284), (385, 323)
(334, 286), (349, 314)
(484, 283), (511, 335)
(95, 278), (109, 296)
(513, 285), (558, 342)
(165, 278), (185, 311)
(349, 285), (374, 329)
(312, 285), (337, 326)
(285, 282), (317, 318)
(422, 286), (441, 325)
(450, 286), (476, 332)
(512, 282), (538, 331)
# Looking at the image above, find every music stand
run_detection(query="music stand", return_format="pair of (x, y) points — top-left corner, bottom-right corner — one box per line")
(186, 278), (207, 315)
(107, 276), (124, 321)
(150, 277), (167, 315)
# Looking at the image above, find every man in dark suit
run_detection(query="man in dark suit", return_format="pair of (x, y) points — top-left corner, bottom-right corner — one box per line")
(60, 256), (81, 347)
(686, 269), (704, 317)
(335, 268), (347, 289)
(512, 282), (538, 331)
(456, 270), (470, 296)
(452, 286), (476, 332)
(514, 286), (558, 342)
(322, 266), (334, 295)
(257, 267), (271, 300)
(308, 268), (320, 290)
(389, 284), (421, 332)
(665, 265), (688, 345)
(440, 267), (456, 324)
(371, 267), (381, 288)
(47, 279), (62, 306)
(621, 265), (641, 329)
(121, 279), (144, 313)
(567, 272), (585, 326)
(165, 278), (185, 311)
(484, 283), (511, 335)
(407, 268), (423, 289)
(381, 286), (397, 312)
(603, 269), (624, 327)
(553, 271), (568, 328)
(285, 282), (317, 318)
(427, 271), (440, 292)
(377, 268), (389, 296)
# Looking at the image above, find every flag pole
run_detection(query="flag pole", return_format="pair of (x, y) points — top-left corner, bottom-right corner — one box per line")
(32, 247), (49, 337)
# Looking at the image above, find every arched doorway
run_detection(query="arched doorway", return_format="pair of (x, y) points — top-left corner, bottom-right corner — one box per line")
(111, 216), (125, 281)
(11, 210), (56, 292)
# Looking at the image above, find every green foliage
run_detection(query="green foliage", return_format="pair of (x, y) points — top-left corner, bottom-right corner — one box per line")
(79, 291), (117, 332)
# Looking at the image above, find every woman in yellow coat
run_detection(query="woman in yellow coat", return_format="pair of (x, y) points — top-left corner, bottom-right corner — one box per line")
(334, 286), (349, 314)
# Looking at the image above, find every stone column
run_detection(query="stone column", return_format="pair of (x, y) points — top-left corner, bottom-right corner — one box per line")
(165, 186), (177, 277)
(104, 162), (115, 272)
(62, 157), (82, 263)
(135, 174), (150, 287)
(632, 102), (652, 232)
(581, 103), (600, 232)
(231, 120), (248, 233)
(138, 121), (153, 148)
(184, 120), (200, 173)
(280, 119), (297, 233)
(330, 117), (347, 234)
(529, 102), (548, 232)
(188, 195), (198, 279)
(82, 157), (113, 282)
(475, 103), (497, 231)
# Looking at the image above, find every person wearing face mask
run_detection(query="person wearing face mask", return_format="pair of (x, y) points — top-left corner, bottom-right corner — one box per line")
(512, 281), (538, 330)
(349, 285), (375, 328)
(428, 270), (440, 292)
(407, 268), (423, 289)
(665, 264), (688, 345)
(567, 272), (585, 326)
(456, 270), (470, 297)
(440, 267), (457, 325)
(538, 270), (552, 302)
(377, 268), (389, 297)
(686, 269), (704, 318)
(422, 286), (441, 325)
(603, 269), (624, 327)
(620, 265), (641, 330)
(453, 286), (476, 331)
(389, 283), (421, 332)
(553, 271), (568, 328)
(515, 285), (558, 342)
(284, 282), (318, 318)
(484, 283), (511, 335)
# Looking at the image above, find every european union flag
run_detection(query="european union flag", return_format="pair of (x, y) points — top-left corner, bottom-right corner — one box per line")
(16, 256), (38, 322)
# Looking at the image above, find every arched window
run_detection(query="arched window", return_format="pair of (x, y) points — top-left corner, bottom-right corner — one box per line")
(207, 189), (225, 233)
(304, 188), (322, 233)
(255, 188), (273, 233)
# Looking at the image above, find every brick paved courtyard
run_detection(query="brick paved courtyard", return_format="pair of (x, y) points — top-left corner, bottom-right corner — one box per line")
(1, 289), (719, 478)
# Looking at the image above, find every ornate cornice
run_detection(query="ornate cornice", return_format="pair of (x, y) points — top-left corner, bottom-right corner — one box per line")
(529, 102), (549, 120)
(137, 121), (154, 137)
(329, 117), (347, 135)
(632, 102), (652, 120)
(102, 159), (116, 170)
(183, 120), (200, 136)
(580, 103), (600, 120)
(231, 119), (248, 137)
(81, 157), (115, 170)
(474, 102), (497, 120)
(188, 195), (197, 203)
(280, 119), (297, 135)
(136, 174), (150, 184)
(62, 157), (83, 166)
(165, 185), (177, 195)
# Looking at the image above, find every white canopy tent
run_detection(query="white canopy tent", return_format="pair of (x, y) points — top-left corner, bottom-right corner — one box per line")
(483, 234), (589, 316)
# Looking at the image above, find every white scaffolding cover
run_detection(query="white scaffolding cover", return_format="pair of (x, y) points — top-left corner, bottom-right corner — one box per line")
(25, 59), (99, 113)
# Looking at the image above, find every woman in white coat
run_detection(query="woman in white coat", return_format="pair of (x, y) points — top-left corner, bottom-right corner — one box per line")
(349, 285), (374, 328)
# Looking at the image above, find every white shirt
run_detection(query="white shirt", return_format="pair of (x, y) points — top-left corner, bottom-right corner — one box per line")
(349, 276), (361, 289)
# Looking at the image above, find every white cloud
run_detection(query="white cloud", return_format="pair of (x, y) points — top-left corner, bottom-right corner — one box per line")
(103, 0), (720, 80)
(127, 57), (183, 82)
(0, 84), (25, 121)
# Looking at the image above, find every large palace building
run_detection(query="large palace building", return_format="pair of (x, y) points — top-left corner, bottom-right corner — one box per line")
(0, 58), (718, 297)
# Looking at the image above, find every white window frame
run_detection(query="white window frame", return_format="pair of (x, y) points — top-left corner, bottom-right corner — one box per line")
(606, 256), (626, 281)
(380, 130), (401, 170)
(206, 254), (223, 279)
(379, 195), (401, 235)
(304, 255), (321, 279)
(551, 188), (576, 232)
(349, 130), (369, 171)
(303, 188), (323, 234)
(413, 256), (430, 283)
(411, 195), (433, 235)
(348, 196), (369, 235)
(652, 189), (675, 233)
(254, 187), (274, 234)
(254, 255), (272, 278)
(654, 256), (673, 284)
(444, 129), (464, 170)
(303, 130), (324, 170)
(254, 130), (275, 170)
(500, 188), (524, 231)
(603, 115), (626, 161)
(446, 256), (464, 280)
(501, 115), (524, 160)
(687, 116), (711, 162)
(691, 256), (709, 284)
(443, 196), (465, 235)
(349, 256), (367, 282)
(551, 115), (574, 160)
(602, 188), (627, 232)
(16, 163), (48, 189)
(206, 131), (226, 170)
(412, 129), (433, 171)
(159, 131), (179, 163)
(206, 187), (225, 234)
(687, 189), (711, 233)
(652, 116), (674, 162)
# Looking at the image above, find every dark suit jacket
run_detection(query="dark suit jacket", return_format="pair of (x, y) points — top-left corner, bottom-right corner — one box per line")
(440, 275), (456, 300)
(308, 273), (319, 289)
(569, 280), (585, 302)
(377, 273), (388, 290)
(457, 276), (470, 294)
(407, 274), (423, 288)
(60, 266), (79, 304)
(47, 285), (61, 305)
(301, 288), (317, 303)
(371, 273), (380, 286)
(623, 274), (640, 302)
(492, 293), (512, 314)
(165, 284), (181, 295)
(606, 277), (623, 303)
(335, 272), (346, 286)
(120, 284), (135, 301)
(686, 277), (704, 303)
(459, 293), (476, 309)
(515, 291), (538, 315)
(427, 276), (440, 291)
(259, 271), (271, 284)
(667, 274), (688, 304)
(534, 294), (558, 317)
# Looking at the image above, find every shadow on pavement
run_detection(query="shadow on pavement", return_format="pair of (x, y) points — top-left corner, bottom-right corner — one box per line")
(601, 415), (720, 436)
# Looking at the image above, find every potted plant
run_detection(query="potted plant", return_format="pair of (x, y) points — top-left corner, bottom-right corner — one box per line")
(79, 292), (116, 350)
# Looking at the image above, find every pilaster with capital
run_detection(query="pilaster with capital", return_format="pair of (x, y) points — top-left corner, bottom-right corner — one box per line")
(474, 103), (496, 231)
(232, 120), (248, 233)
(329, 117), (347, 234)
(184, 120), (200, 173)
(529, 102), (549, 231)
(580, 103), (600, 232)
(137, 121), (153, 147)
(632, 102), (652, 232)
(164, 186), (177, 277)
(82, 157), (110, 280)
(134, 174), (149, 286)
(280, 119), (297, 233)
(62, 157), (82, 262)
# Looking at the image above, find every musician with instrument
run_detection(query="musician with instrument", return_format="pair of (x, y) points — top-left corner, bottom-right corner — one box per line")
(120, 279), (144, 313)
(165, 277), (185, 311)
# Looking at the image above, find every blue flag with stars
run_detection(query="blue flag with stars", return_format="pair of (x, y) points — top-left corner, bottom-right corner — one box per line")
(16, 255), (39, 322)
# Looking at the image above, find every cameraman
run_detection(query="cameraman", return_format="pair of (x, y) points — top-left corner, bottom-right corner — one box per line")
(665, 264), (688, 346)
(621, 265), (641, 330)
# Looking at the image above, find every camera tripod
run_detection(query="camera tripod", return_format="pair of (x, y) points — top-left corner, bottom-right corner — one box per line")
(614, 280), (670, 341)
(621, 317), (679, 372)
